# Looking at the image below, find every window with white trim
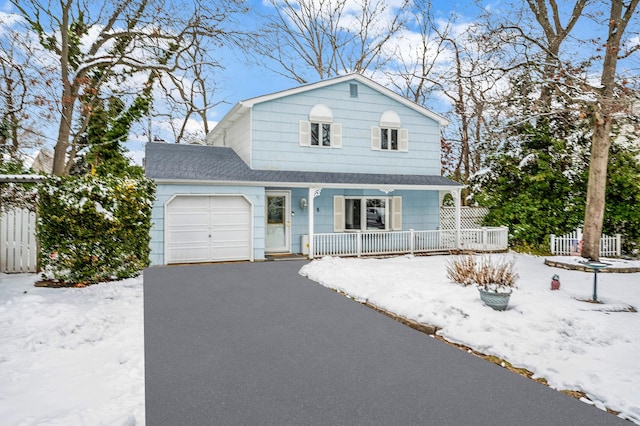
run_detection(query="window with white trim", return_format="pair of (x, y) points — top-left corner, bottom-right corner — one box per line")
(371, 110), (408, 152)
(334, 195), (402, 231)
(299, 104), (342, 148)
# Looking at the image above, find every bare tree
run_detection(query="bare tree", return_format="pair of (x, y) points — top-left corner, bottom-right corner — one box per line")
(525, 0), (588, 111)
(157, 33), (225, 144)
(0, 26), (55, 159)
(388, 4), (508, 203)
(480, 0), (639, 259)
(256, 0), (409, 83)
(581, 0), (639, 260)
(509, 0), (639, 259)
(9, 0), (246, 175)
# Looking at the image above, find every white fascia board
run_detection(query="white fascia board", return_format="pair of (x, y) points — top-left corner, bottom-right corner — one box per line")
(243, 74), (449, 126)
(152, 178), (461, 192)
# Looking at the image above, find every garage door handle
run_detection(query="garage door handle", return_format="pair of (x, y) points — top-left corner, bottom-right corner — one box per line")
(209, 234), (212, 238)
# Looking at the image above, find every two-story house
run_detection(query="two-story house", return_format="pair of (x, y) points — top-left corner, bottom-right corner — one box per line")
(145, 74), (470, 265)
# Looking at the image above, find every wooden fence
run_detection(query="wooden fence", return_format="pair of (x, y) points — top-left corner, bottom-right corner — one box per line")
(550, 227), (621, 257)
(0, 208), (38, 273)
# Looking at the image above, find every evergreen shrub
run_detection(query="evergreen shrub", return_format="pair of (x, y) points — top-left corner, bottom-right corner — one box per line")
(37, 174), (155, 284)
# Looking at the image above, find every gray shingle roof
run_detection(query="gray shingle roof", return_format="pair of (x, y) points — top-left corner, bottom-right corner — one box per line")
(145, 142), (460, 188)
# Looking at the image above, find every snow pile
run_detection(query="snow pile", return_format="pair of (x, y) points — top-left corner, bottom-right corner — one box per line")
(300, 254), (640, 424)
(0, 274), (144, 426)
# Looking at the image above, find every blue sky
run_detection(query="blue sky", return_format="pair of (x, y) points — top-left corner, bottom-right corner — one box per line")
(3, 0), (634, 164)
(206, 0), (486, 120)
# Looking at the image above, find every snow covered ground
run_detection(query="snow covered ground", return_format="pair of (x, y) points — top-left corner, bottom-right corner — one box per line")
(0, 274), (144, 426)
(0, 254), (638, 425)
(300, 254), (640, 424)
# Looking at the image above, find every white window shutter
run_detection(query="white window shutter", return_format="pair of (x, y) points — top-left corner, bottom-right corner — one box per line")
(391, 196), (402, 230)
(299, 120), (311, 146)
(398, 128), (409, 151)
(333, 195), (344, 232)
(371, 126), (381, 150)
(331, 123), (342, 148)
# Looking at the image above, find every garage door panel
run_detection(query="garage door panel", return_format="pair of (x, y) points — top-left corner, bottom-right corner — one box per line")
(210, 246), (250, 261)
(169, 196), (209, 209)
(168, 245), (210, 263)
(166, 195), (252, 264)
(168, 229), (209, 244)
(167, 212), (209, 228)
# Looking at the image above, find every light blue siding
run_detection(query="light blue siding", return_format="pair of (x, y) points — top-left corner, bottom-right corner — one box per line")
(250, 81), (441, 175)
(150, 184), (265, 265)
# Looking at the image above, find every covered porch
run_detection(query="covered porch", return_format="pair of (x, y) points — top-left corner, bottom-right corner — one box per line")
(303, 185), (508, 259)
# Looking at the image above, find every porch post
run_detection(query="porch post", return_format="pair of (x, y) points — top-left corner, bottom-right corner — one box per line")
(453, 188), (461, 250)
(307, 187), (322, 259)
(308, 187), (315, 259)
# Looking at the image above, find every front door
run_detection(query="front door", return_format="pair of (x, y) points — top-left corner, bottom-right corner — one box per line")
(265, 191), (290, 253)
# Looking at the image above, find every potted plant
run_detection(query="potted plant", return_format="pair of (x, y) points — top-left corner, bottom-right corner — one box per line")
(446, 255), (519, 311)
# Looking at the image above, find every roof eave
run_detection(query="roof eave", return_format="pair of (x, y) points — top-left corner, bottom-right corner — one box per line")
(151, 178), (461, 191)
(205, 102), (251, 145)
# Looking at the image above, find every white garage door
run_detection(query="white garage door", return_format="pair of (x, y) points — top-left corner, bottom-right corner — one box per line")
(166, 195), (252, 264)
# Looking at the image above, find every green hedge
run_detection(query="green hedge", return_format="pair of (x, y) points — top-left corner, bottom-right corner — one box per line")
(37, 175), (155, 284)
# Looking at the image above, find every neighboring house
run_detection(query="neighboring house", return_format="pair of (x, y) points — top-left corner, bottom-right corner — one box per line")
(145, 74), (476, 265)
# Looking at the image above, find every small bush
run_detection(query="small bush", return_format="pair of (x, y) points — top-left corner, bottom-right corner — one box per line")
(446, 255), (518, 292)
(37, 174), (155, 284)
(445, 255), (477, 286)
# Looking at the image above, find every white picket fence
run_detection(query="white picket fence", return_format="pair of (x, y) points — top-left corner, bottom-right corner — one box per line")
(550, 227), (621, 257)
(312, 227), (509, 258)
(0, 208), (38, 273)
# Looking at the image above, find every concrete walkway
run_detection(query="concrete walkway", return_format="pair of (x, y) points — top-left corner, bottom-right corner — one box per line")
(144, 260), (626, 425)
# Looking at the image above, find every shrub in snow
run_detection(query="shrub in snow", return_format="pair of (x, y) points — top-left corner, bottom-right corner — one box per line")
(37, 174), (155, 284)
(0, 160), (38, 210)
(446, 255), (518, 293)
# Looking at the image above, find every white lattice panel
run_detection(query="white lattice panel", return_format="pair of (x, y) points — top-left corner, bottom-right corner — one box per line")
(439, 207), (489, 230)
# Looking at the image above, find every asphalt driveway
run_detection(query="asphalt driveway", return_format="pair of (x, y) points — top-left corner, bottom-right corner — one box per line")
(144, 260), (625, 425)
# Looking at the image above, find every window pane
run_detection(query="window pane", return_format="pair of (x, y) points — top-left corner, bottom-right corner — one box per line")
(366, 199), (386, 230)
(391, 129), (398, 150)
(322, 123), (331, 146)
(267, 196), (284, 224)
(311, 123), (319, 145)
(381, 128), (388, 150)
(345, 199), (361, 230)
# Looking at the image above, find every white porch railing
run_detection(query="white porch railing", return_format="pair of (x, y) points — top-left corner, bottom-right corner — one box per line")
(550, 227), (621, 257)
(312, 227), (509, 258)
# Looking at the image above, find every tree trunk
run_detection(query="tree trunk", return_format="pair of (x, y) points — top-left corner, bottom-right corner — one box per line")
(581, 114), (612, 260)
(52, 94), (74, 176)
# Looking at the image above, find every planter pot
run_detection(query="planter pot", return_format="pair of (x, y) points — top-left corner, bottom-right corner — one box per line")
(478, 288), (512, 311)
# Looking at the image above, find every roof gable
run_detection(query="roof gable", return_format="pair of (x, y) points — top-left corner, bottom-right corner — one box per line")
(207, 74), (448, 145)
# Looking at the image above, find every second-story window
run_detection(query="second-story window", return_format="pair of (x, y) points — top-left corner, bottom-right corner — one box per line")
(371, 110), (408, 152)
(311, 122), (332, 146)
(299, 104), (342, 148)
(380, 128), (398, 150)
